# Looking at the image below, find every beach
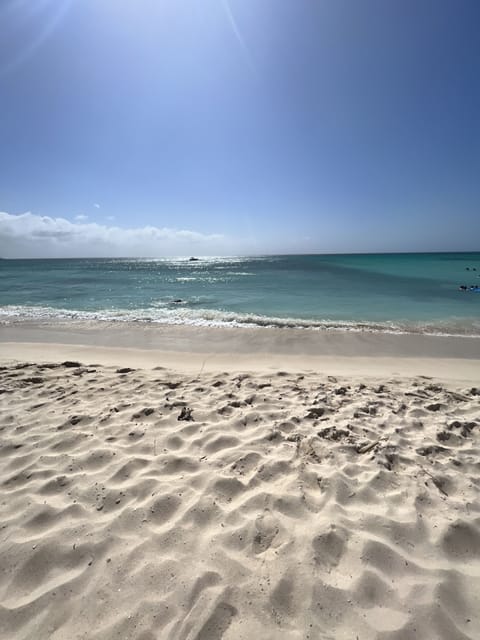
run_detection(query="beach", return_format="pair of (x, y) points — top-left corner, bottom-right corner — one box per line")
(3, 0), (480, 634)
(0, 322), (479, 639)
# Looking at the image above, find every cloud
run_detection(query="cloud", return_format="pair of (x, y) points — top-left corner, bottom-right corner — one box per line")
(93, 203), (100, 209)
(0, 211), (226, 258)
(106, 215), (115, 222)
(75, 214), (88, 221)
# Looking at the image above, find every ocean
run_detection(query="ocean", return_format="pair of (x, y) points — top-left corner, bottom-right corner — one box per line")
(1, 253), (479, 336)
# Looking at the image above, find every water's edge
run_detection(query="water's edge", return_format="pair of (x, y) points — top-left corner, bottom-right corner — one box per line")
(1, 308), (480, 339)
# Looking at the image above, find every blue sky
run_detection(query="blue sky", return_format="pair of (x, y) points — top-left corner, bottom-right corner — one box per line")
(0, 0), (479, 257)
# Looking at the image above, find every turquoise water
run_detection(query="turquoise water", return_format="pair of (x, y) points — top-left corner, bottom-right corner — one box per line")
(1, 253), (479, 335)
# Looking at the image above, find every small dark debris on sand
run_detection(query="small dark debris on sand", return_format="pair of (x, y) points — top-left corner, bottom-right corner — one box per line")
(356, 440), (379, 454)
(132, 407), (155, 419)
(306, 407), (326, 419)
(317, 426), (350, 441)
(178, 407), (194, 421)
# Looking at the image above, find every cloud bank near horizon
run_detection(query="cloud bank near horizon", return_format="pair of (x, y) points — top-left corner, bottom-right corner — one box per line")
(0, 211), (227, 258)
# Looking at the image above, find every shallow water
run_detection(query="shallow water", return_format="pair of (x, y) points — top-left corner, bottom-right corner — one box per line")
(1, 253), (479, 335)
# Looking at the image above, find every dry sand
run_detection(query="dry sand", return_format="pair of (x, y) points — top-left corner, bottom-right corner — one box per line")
(0, 325), (479, 639)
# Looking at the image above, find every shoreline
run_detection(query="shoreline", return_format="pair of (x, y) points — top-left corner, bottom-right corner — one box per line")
(1, 320), (480, 380)
(2, 308), (480, 338)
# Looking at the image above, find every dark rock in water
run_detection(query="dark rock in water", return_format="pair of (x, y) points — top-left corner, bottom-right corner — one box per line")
(172, 299), (183, 303)
(189, 257), (199, 261)
(62, 361), (81, 368)
(116, 367), (135, 374)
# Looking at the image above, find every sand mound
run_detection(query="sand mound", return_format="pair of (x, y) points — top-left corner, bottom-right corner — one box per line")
(0, 362), (479, 639)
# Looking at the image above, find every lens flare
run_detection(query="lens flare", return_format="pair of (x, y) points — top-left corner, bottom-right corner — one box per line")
(0, 0), (74, 76)
(220, 0), (257, 77)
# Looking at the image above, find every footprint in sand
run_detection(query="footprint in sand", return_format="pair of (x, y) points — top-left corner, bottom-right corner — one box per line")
(253, 510), (279, 554)
(312, 525), (347, 569)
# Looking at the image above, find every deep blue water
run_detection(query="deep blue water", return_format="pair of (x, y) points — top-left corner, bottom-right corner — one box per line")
(1, 253), (480, 335)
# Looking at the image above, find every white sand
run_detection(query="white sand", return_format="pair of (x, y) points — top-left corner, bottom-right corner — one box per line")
(0, 325), (479, 639)
(1, 320), (480, 380)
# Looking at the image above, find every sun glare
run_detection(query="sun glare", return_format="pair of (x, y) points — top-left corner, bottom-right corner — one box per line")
(0, 0), (74, 76)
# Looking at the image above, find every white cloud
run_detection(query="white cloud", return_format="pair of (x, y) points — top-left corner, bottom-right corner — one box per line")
(106, 215), (115, 222)
(93, 203), (100, 209)
(75, 214), (88, 221)
(0, 211), (227, 258)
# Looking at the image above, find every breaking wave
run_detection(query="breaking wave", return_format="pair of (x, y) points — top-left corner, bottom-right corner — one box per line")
(1, 304), (480, 337)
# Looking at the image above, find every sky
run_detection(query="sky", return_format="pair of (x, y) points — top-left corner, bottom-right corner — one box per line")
(0, 0), (479, 257)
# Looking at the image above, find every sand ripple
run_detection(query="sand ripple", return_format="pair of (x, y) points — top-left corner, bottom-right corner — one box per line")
(0, 363), (479, 639)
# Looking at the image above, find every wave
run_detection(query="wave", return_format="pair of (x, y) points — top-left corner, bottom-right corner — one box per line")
(1, 304), (480, 337)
